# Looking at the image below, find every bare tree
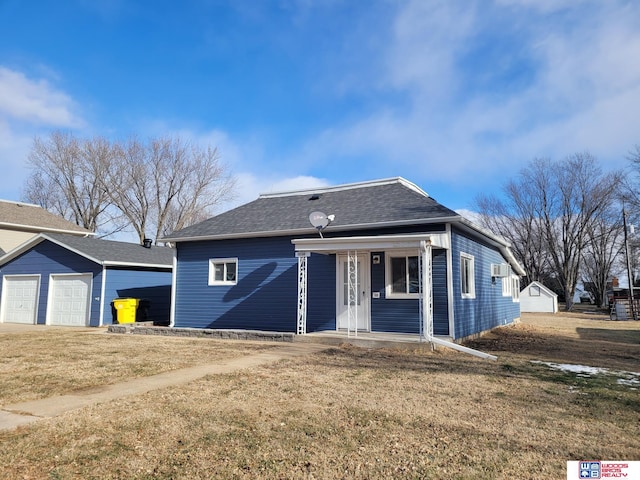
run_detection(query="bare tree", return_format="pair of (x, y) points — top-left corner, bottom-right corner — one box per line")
(476, 181), (550, 287)
(24, 131), (116, 234)
(580, 209), (625, 308)
(23, 131), (235, 242)
(106, 136), (235, 243)
(476, 154), (622, 310)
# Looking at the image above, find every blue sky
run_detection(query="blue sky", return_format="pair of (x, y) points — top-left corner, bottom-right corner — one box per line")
(1, 0), (639, 217)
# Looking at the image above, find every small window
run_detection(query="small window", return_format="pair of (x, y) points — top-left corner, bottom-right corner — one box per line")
(502, 276), (511, 296)
(460, 253), (475, 299)
(386, 253), (420, 298)
(208, 258), (238, 285)
(512, 276), (520, 302)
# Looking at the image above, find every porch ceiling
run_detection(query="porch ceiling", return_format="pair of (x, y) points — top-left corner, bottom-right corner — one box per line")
(292, 233), (449, 254)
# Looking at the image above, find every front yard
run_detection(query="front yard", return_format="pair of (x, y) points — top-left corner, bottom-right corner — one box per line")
(0, 312), (638, 479)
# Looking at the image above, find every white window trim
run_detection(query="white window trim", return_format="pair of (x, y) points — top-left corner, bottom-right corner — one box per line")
(208, 258), (238, 286)
(501, 276), (512, 297)
(385, 250), (420, 299)
(460, 252), (475, 299)
(511, 276), (520, 302)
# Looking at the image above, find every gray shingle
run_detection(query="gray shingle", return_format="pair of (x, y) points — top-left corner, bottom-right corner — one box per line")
(163, 178), (459, 241)
(46, 234), (173, 267)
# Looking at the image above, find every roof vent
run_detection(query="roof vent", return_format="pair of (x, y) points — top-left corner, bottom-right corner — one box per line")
(142, 238), (153, 248)
(309, 194), (321, 200)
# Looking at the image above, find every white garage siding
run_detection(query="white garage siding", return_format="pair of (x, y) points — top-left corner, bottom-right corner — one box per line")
(47, 274), (92, 326)
(0, 275), (40, 324)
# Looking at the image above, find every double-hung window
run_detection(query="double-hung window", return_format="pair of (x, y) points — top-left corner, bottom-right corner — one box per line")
(208, 258), (238, 285)
(460, 253), (475, 299)
(511, 276), (520, 302)
(386, 253), (420, 298)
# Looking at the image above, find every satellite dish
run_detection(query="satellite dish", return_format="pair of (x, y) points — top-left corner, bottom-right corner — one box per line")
(309, 211), (330, 229)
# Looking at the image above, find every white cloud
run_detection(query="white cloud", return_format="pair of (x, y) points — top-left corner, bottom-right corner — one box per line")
(219, 173), (330, 212)
(0, 66), (85, 201)
(300, 0), (640, 187)
(159, 127), (331, 212)
(0, 67), (82, 127)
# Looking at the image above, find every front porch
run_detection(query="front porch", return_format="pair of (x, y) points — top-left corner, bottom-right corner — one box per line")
(293, 233), (451, 339)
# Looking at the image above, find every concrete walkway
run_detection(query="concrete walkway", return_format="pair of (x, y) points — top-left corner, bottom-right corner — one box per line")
(0, 342), (329, 432)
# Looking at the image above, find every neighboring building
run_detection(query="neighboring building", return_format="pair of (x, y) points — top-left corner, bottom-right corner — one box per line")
(0, 233), (172, 327)
(0, 199), (92, 255)
(161, 177), (523, 342)
(520, 281), (558, 313)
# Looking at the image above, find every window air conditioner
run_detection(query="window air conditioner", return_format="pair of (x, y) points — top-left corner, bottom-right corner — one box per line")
(491, 263), (511, 277)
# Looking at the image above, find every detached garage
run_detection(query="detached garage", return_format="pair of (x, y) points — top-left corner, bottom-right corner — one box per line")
(0, 233), (173, 326)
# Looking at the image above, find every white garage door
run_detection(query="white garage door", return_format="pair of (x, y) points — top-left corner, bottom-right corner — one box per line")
(48, 274), (92, 326)
(1, 275), (40, 324)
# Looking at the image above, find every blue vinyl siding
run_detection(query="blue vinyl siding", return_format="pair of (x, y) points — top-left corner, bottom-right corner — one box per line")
(369, 249), (449, 335)
(451, 228), (520, 339)
(174, 236), (302, 331)
(306, 253), (336, 332)
(103, 268), (172, 326)
(432, 248), (450, 335)
(0, 241), (102, 326)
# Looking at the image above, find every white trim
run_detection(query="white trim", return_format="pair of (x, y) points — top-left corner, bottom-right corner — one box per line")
(259, 177), (429, 199)
(501, 276), (511, 296)
(511, 275), (520, 302)
(102, 260), (172, 269)
(170, 250), (177, 327)
(445, 225), (455, 339)
(293, 233), (448, 253)
(208, 258), (238, 286)
(385, 250), (421, 299)
(460, 252), (476, 299)
(99, 266), (107, 326)
(46, 273), (93, 326)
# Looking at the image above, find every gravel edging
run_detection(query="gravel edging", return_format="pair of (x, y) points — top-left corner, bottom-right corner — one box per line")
(107, 324), (295, 342)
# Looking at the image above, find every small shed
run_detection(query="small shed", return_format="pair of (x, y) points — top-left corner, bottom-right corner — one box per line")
(520, 281), (558, 313)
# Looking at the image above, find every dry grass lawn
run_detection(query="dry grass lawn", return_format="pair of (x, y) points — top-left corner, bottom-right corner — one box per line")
(0, 312), (638, 479)
(0, 329), (274, 404)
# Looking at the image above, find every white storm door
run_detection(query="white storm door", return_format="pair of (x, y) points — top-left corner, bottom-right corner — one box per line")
(336, 254), (369, 331)
(48, 274), (92, 326)
(1, 275), (40, 324)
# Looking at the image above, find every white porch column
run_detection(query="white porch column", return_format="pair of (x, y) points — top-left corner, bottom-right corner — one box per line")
(419, 240), (433, 342)
(296, 252), (309, 334)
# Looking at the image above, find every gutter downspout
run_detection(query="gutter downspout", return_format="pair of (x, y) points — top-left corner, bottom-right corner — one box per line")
(430, 337), (497, 361)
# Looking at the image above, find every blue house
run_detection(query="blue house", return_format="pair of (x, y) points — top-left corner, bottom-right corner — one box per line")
(162, 178), (523, 342)
(0, 233), (173, 327)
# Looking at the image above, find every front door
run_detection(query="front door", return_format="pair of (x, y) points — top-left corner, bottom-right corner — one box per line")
(337, 254), (369, 331)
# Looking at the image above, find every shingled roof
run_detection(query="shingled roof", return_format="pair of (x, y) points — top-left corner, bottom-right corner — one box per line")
(162, 177), (460, 241)
(0, 200), (92, 235)
(0, 233), (173, 268)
